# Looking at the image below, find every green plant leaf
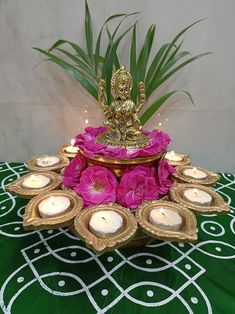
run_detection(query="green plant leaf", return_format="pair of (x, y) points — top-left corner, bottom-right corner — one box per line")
(130, 24), (137, 102)
(145, 43), (170, 87)
(165, 39), (185, 64)
(100, 12), (140, 78)
(47, 39), (91, 66)
(33, 48), (98, 99)
(137, 24), (156, 82)
(94, 14), (127, 75)
(106, 26), (120, 70)
(85, 0), (94, 65)
(140, 90), (194, 125)
(156, 51), (191, 81)
(56, 48), (97, 80)
(147, 52), (211, 96)
(102, 21), (138, 103)
(156, 19), (205, 75)
(112, 12), (140, 40)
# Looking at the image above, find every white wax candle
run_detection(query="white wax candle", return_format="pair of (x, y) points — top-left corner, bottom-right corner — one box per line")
(149, 208), (182, 231)
(36, 155), (60, 167)
(38, 196), (71, 218)
(89, 210), (123, 238)
(165, 151), (183, 162)
(65, 139), (79, 154)
(183, 167), (207, 179)
(21, 174), (50, 189)
(183, 188), (212, 205)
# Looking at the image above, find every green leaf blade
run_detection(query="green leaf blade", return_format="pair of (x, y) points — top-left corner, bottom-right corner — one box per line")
(147, 52), (211, 96)
(85, 0), (94, 65)
(33, 48), (98, 99)
(137, 24), (156, 82)
(140, 90), (194, 125)
(145, 43), (170, 87)
(130, 24), (137, 103)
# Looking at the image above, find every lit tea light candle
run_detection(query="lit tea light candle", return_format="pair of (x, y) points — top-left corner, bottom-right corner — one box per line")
(38, 196), (71, 218)
(183, 188), (212, 206)
(89, 210), (123, 238)
(149, 207), (182, 231)
(165, 151), (183, 162)
(65, 139), (79, 154)
(21, 174), (50, 189)
(36, 155), (60, 167)
(183, 167), (208, 179)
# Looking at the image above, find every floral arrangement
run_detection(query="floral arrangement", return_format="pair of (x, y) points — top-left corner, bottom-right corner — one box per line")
(63, 127), (175, 210)
(75, 126), (170, 158)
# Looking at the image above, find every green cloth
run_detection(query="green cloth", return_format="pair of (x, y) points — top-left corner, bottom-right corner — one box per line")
(0, 162), (234, 314)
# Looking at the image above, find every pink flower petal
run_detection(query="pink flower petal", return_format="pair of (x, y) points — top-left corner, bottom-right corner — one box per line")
(75, 165), (117, 207)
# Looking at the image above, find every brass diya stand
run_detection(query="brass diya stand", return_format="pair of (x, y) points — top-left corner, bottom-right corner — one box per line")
(172, 165), (220, 186)
(23, 190), (83, 230)
(6, 66), (230, 254)
(136, 200), (198, 243)
(80, 149), (165, 178)
(165, 152), (191, 167)
(73, 204), (138, 254)
(27, 154), (69, 173)
(6, 171), (62, 199)
(58, 145), (78, 159)
(170, 183), (230, 215)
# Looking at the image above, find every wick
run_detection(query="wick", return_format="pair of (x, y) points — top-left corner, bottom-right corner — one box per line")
(101, 216), (106, 221)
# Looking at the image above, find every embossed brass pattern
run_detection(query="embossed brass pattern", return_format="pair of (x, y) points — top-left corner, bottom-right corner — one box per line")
(80, 149), (165, 178)
(136, 200), (198, 243)
(23, 190), (83, 230)
(73, 204), (138, 254)
(170, 183), (230, 214)
(6, 171), (62, 199)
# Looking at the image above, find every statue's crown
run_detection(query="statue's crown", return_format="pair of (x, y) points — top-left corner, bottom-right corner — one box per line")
(111, 66), (132, 93)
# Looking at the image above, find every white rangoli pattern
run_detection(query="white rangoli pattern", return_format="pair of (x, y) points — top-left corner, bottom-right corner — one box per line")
(0, 163), (234, 314)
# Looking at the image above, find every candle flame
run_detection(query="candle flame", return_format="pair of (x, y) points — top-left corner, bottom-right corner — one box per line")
(193, 188), (198, 195)
(70, 139), (75, 146)
(160, 208), (166, 217)
(193, 167), (197, 174)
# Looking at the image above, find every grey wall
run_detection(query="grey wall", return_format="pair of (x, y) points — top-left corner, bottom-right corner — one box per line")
(0, 0), (234, 172)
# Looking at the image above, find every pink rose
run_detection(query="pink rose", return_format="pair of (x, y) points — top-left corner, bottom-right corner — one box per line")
(74, 126), (170, 159)
(75, 166), (118, 207)
(128, 130), (171, 158)
(156, 159), (175, 194)
(75, 127), (106, 157)
(62, 152), (86, 188)
(117, 166), (159, 209)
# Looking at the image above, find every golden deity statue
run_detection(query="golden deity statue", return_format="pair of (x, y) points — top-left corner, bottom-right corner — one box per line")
(96, 66), (149, 148)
